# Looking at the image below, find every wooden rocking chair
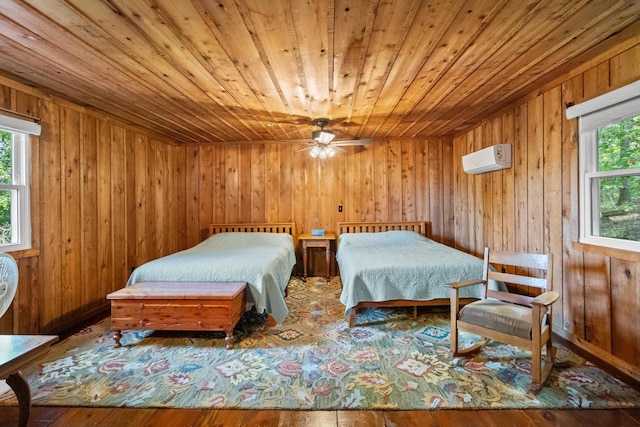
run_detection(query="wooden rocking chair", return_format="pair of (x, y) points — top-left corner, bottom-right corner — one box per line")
(446, 247), (557, 386)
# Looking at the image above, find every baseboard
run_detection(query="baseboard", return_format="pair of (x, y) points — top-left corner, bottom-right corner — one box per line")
(43, 305), (111, 340)
(554, 330), (640, 391)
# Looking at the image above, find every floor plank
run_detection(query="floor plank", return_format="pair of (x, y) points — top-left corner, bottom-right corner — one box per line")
(383, 410), (437, 426)
(337, 410), (385, 426)
(48, 407), (114, 427)
(431, 410), (488, 427)
(288, 410), (337, 427)
(626, 409), (640, 423)
(478, 409), (551, 426)
(3, 407), (640, 426)
(95, 408), (156, 426)
(143, 408), (204, 426)
(522, 409), (640, 426)
(238, 409), (290, 426)
(192, 408), (248, 426)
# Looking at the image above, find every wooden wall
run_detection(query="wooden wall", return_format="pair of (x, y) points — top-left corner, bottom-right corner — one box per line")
(180, 139), (454, 273)
(452, 43), (640, 381)
(0, 79), (186, 334)
(0, 75), (454, 334)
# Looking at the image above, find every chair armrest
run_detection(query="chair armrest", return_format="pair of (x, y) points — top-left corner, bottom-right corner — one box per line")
(532, 291), (559, 306)
(446, 279), (485, 289)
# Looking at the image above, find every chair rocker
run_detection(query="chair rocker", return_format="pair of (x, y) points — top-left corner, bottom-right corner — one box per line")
(446, 247), (558, 386)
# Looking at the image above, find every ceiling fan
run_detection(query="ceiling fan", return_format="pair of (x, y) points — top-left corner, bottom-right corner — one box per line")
(294, 119), (371, 159)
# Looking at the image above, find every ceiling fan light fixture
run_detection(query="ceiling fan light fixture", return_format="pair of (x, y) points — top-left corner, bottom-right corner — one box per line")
(309, 145), (321, 158)
(309, 144), (335, 159)
(322, 146), (336, 159)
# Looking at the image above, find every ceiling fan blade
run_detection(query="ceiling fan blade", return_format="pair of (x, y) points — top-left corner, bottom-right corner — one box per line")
(284, 138), (315, 143)
(331, 138), (372, 147)
(293, 145), (315, 152)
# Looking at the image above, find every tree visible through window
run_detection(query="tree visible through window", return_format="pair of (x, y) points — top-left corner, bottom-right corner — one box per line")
(0, 130), (14, 244)
(595, 115), (640, 242)
(0, 128), (31, 251)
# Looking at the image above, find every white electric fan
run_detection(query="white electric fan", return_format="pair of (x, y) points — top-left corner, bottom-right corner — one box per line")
(0, 253), (18, 318)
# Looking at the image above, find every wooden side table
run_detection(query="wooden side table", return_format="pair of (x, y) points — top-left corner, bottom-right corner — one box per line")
(299, 233), (336, 281)
(0, 335), (58, 427)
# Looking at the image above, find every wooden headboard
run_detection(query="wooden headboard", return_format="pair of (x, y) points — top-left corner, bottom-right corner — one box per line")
(336, 221), (428, 237)
(208, 223), (296, 238)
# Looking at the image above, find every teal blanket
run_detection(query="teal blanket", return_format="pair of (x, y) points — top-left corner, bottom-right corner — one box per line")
(336, 231), (502, 314)
(127, 232), (296, 324)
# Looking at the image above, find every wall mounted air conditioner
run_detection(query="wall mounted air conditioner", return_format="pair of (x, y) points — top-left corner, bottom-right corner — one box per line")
(462, 144), (512, 174)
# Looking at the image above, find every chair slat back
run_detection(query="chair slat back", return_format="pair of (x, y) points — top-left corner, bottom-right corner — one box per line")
(488, 271), (549, 289)
(486, 289), (533, 306)
(484, 248), (553, 292)
(489, 249), (550, 270)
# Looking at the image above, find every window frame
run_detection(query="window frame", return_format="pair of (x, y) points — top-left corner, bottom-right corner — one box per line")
(0, 129), (32, 252)
(0, 114), (40, 253)
(569, 80), (640, 252)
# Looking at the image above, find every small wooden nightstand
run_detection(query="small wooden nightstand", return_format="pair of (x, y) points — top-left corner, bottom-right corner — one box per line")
(298, 233), (336, 281)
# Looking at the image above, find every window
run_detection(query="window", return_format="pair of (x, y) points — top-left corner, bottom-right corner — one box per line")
(567, 80), (640, 252)
(0, 114), (40, 252)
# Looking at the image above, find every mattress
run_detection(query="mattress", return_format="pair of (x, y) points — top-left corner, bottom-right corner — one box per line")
(336, 230), (503, 314)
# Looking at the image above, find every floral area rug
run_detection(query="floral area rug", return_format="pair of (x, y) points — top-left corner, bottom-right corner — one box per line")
(2, 276), (640, 410)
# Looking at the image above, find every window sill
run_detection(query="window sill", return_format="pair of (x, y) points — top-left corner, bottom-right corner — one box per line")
(6, 247), (40, 260)
(572, 242), (640, 262)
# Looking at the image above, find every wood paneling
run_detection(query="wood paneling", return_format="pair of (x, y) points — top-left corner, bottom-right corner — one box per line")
(453, 43), (640, 381)
(0, 82), (184, 334)
(0, 1), (639, 144)
(180, 138), (453, 273)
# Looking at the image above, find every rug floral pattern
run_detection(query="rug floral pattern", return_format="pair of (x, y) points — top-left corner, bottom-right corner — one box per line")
(5, 277), (640, 410)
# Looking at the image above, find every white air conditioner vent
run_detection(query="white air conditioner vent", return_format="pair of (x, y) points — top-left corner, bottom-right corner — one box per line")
(462, 144), (512, 174)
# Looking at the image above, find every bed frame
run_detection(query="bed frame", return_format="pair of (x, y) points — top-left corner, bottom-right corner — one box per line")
(209, 222), (296, 236)
(209, 222), (297, 246)
(337, 221), (427, 237)
(336, 221), (475, 327)
(207, 223), (297, 326)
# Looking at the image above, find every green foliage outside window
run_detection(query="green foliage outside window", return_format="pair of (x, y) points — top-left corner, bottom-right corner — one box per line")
(597, 115), (640, 241)
(0, 131), (12, 244)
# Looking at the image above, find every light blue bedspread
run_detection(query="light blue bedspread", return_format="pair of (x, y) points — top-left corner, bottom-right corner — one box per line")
(126, 232), (296, 324)
(336, 231), (503, 314)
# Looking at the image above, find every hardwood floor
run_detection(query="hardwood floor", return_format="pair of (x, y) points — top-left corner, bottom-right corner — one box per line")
(1, 406), (640, 426)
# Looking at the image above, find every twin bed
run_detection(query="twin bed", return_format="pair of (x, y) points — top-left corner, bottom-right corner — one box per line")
(336, 222), (495, 327)
(124, 220), (495, 331)
(126, 223), (297, 325)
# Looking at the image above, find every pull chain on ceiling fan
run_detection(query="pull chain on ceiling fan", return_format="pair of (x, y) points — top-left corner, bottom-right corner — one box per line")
(294, 119), (371, 158)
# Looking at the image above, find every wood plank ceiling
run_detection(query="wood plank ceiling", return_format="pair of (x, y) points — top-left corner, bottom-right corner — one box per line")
(0, 0), (639, 144)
